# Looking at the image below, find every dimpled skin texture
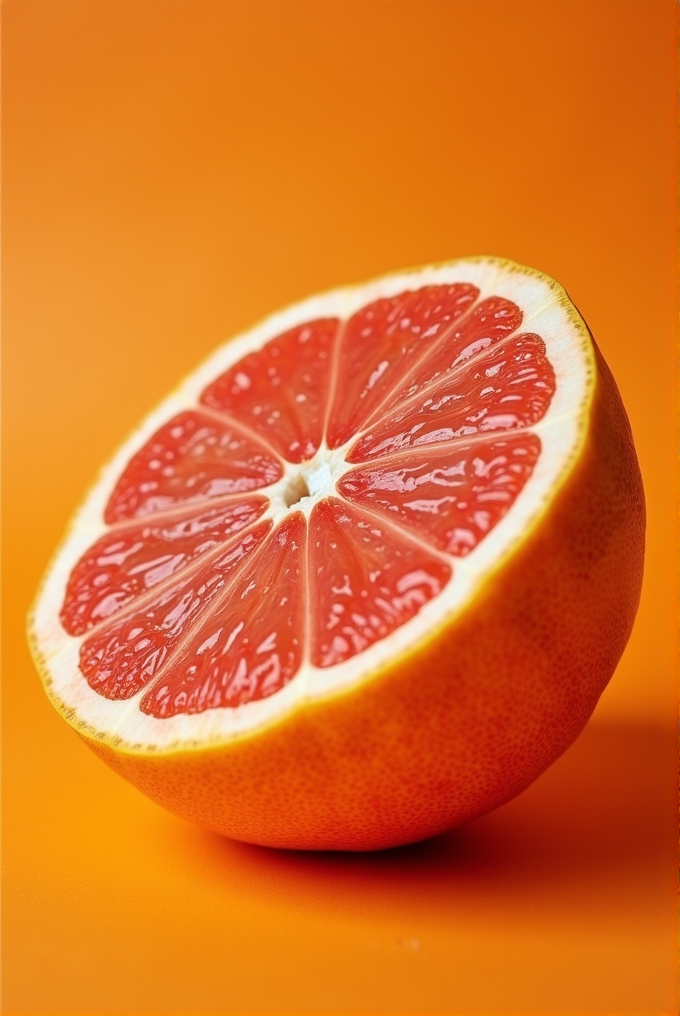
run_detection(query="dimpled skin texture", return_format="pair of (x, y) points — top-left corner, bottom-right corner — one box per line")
(84, 342), (645, 851)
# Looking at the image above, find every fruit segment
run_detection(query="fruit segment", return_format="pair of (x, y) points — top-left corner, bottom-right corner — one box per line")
(385, 296), (525, 408)
(347, 333), (555, 462)
(326, 285), (478, 448)
(201, 319), (339, 462)
(338, 436), (541, 556)
(79, 522), (272, 700)
(308, 499), (451, 668)
(105, 411), (282, 524)
(61, 498), (268, 637)
(140, 513), (306, 716)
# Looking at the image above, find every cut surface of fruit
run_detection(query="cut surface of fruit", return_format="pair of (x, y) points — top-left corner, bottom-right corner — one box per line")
(29, 258), (645, 850)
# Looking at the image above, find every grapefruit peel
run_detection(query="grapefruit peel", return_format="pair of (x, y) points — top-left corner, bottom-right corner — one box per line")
(28, 257), (644, 850)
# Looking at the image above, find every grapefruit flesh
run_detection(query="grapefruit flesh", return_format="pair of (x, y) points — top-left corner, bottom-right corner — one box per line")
(29, 258), (645, 850)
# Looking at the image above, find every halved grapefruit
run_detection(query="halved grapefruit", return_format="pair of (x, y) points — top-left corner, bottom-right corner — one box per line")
(28, 258), (644, 851)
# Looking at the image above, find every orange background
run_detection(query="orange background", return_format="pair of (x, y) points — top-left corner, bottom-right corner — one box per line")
(2, 2), (676, 1014)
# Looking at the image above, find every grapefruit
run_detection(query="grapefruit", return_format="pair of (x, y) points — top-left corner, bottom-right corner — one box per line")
(28, 257), (644, 851)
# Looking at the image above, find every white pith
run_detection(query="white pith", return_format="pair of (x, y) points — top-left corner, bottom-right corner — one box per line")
(29, 258), (593, 752)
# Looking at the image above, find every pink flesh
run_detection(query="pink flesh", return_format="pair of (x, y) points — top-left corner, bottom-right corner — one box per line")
(200, 319), (339, 462)
(347, 332), (555, 462)
(61, 498), (268, 636)
(105, 410), (282, 524)
(139, 514), (305, 716)
(307, 499), (451, 668)
(79, 522), (272, 700)
(385, 296), (525, 407)
(338, 436), (541, 556)
(62, 284), (557, 716)
(326, 284), (478, 449)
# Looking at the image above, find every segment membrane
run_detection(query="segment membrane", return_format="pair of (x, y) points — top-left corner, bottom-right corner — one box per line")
(348, 333), (555, 462)
(61, 498), (268, 636)
(79, 522), (272, 700)
(201, 319), (339, 462)
(338, 436), (541, 556)
(140, 513), (306, 717)
(105, 410), (282, 523)
(326, 285), (478, 448)
(308, 498), (451, 668)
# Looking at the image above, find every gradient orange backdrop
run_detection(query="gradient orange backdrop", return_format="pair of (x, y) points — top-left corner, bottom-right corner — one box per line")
(3, 2), (677, 1014)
